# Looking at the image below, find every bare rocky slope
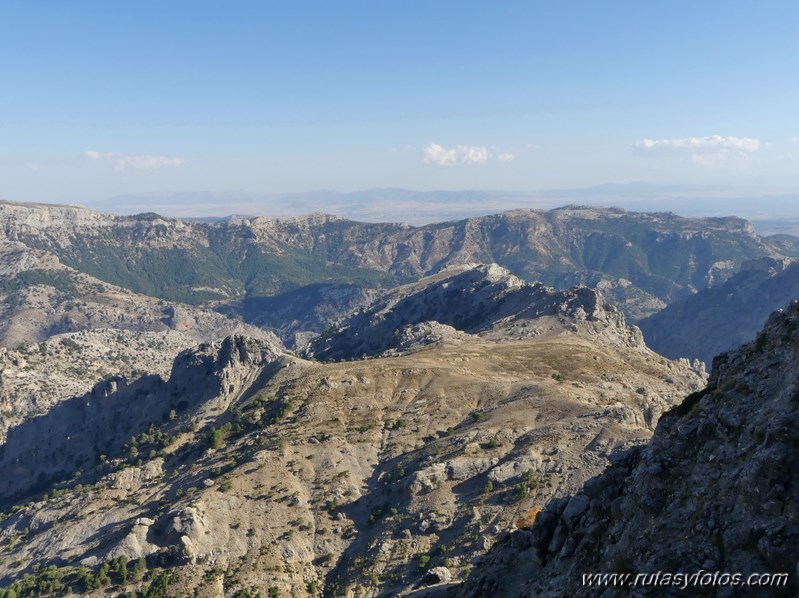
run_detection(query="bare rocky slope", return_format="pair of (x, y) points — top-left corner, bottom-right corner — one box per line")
(304, 264), (651, 362)
(0, 201), (789, 333)
(640, 256), (799, 365)
(458, 302), (799, 597)
(0, 266), (704, 597)
(0, 237), (278, 442)
(0, 238), (273, 349)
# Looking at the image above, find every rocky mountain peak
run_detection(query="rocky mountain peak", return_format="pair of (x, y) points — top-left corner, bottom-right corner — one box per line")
(304, 263), (647, 361)
(166, 334), (288, 406)
(171, 334), (284, 374)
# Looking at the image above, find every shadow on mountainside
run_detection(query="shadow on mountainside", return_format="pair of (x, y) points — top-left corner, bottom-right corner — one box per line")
(0, 374), (169, 507)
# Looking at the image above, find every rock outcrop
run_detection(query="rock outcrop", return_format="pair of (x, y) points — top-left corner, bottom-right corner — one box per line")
(305, 263), (648, 361)
(0, 335), (284, 503)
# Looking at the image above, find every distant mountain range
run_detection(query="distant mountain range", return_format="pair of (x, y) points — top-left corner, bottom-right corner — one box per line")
(2, 201), (790, 334)
(81, 185), (799, 231)
(85, 188), (547, 225)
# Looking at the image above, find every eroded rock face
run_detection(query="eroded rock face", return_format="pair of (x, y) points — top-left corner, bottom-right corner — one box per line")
(459, 302), (799, 598)
(0, 335), (285, 503)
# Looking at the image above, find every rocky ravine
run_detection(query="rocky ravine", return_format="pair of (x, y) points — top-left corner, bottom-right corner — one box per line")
(459, 302), (799, 597)
(640, 256), (799, 366)
(0, 267), (703, 597)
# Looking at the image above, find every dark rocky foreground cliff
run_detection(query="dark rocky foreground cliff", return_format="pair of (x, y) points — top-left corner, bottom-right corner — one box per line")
(459, 302), (799, 597)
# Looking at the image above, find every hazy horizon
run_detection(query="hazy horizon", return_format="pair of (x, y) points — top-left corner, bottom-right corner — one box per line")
(4, 183), (799, 235)
(2, 2), (798, 209)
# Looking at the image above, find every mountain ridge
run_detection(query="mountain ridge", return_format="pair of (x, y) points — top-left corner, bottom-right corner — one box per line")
(1, 201), (790, 331)
(304, 263), (650, 362)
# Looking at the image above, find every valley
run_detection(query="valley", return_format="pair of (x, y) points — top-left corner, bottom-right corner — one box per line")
(0, 201), (796, 597)
(6, 4), (798, 596)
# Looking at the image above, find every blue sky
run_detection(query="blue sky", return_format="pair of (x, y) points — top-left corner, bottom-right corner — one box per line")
(1, 1), (798, 209)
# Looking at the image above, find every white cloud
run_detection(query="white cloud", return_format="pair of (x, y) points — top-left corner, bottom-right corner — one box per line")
(791, 137), (799, 143)
(633, 135), (760, 167)
(633, 135), (760, 154)
(84, 150), (185, 171)
(84, 150), (113, 161)
(115, 155), (185, 171)
(422, 143), (514, 166)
